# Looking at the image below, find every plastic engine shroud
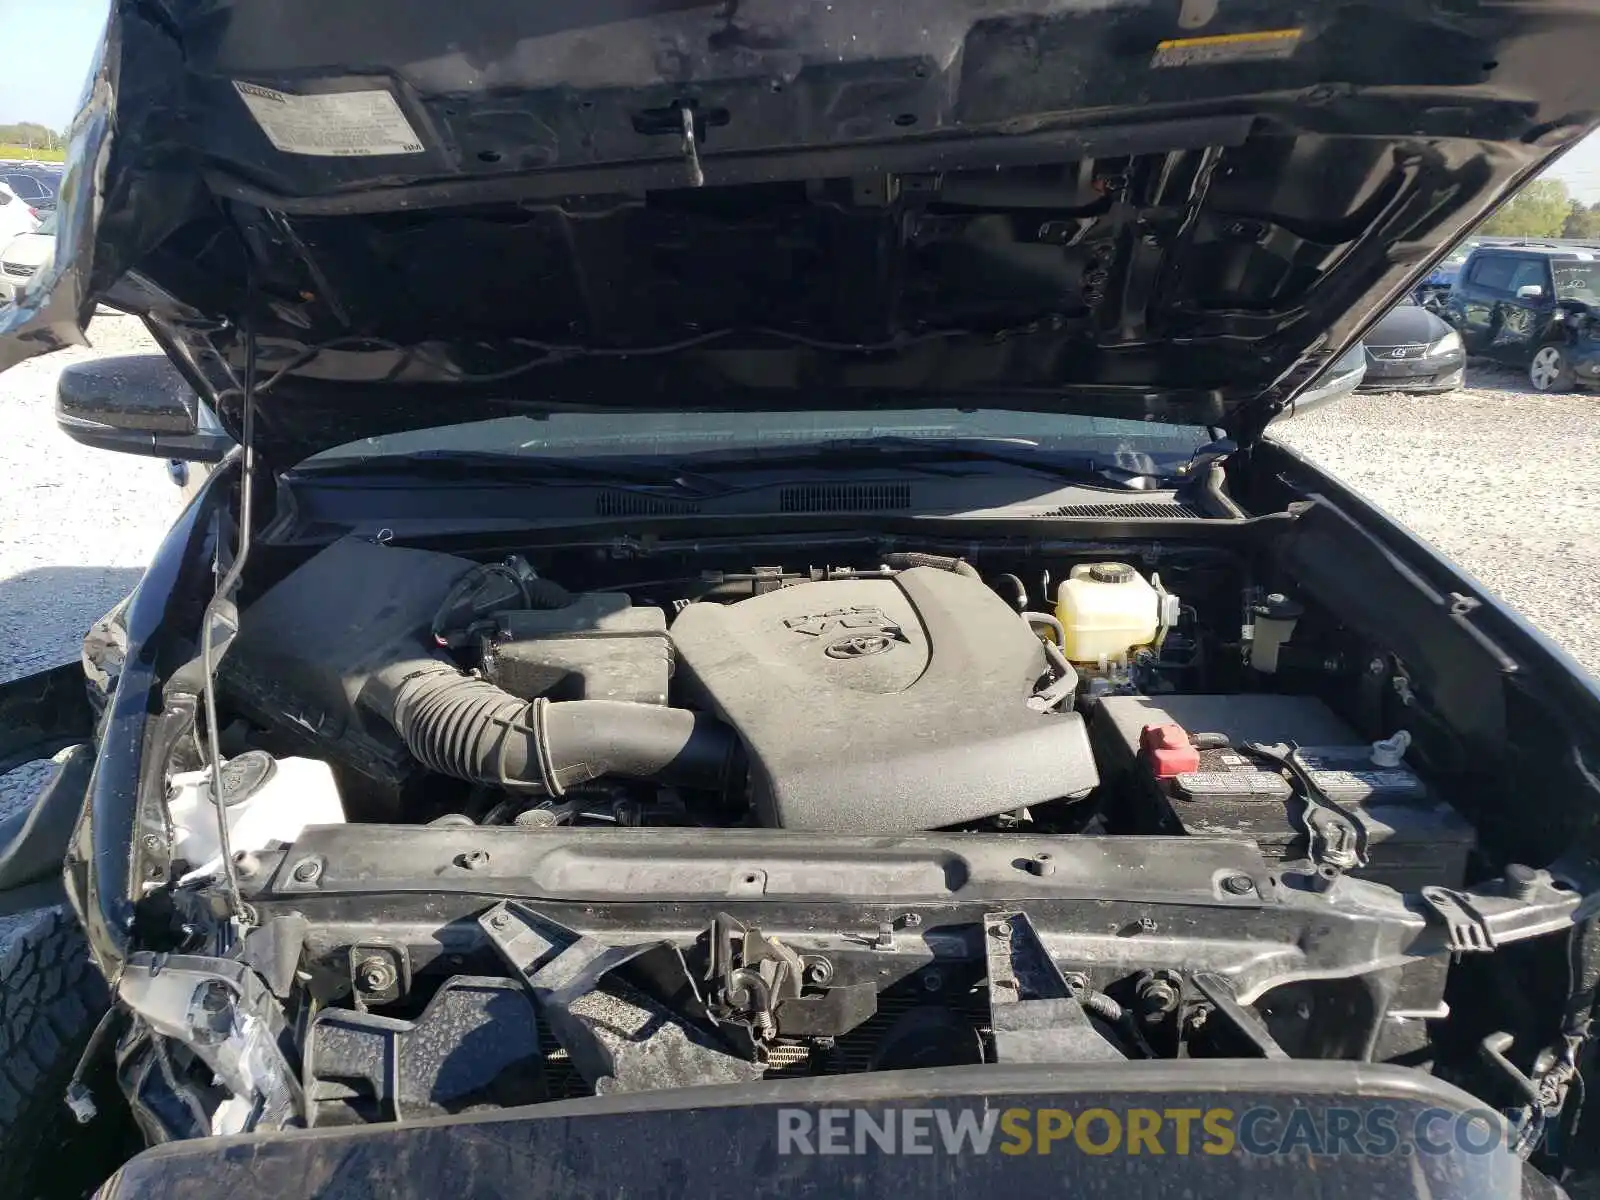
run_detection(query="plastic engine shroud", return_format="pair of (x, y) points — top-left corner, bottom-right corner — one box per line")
(670, 567), (1099, 831)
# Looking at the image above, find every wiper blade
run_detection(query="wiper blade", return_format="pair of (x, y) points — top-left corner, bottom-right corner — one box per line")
(290, 450), (731, 496)
(697, 435), (1172, 489)
(290, 439), (1176, 494)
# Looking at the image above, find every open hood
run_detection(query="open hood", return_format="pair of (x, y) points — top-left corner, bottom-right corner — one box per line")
(5, 0), (1600, 463)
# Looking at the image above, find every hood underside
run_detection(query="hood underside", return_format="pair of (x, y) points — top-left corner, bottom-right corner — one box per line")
(5, 0), (1600, 462)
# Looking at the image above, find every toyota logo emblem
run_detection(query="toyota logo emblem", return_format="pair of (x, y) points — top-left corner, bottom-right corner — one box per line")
(826, 633), (896, 659)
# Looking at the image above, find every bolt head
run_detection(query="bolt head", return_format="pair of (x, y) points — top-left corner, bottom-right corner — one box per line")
(1505, 863), (1539, 900)
(488, 910), (510, 929)
(990, 922), (1012, 940)
(355, 956), (396, 992)
(291, 858), (322, 883)
(1222, 874), (1254, 896)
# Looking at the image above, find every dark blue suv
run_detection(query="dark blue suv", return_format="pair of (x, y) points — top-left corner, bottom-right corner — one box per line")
(1444, 243), (1600, 391)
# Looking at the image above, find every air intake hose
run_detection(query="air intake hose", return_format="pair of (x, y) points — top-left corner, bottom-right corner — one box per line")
(369, 658), (739, 795)
(881, 552), (980, 579)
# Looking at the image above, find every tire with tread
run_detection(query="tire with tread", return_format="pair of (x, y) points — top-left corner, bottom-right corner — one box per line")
(0, 907), (127, 1200)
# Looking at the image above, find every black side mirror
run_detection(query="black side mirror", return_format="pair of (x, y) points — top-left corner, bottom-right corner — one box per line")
(55, 354), (233, 462)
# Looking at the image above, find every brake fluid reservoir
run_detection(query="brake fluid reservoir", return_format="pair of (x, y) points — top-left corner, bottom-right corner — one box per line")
(167, 751), (344, 880)
(1055, 562), (1162, 664)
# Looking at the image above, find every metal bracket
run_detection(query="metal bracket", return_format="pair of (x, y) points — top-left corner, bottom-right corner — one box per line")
(236, 914), (308, 1000)
(1241, 741), (1368, 873)
(1191, 973), (1289, 1059)
(984, 911), (1124, 1063)
(706, 913), (877, 1040)
(775, 983), (878, 1038)
(1420, 886), (1496, 953)
(348, 942), (409, 1011)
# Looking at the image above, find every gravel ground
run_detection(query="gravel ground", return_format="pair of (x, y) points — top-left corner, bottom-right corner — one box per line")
(1272, 363), (1600, 678)
(0, 315), (182, 947)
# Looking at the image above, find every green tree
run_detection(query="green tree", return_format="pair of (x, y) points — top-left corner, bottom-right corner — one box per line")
(0, 122), (65, 149)
(1477, 178), (1572, 237)
(1560, 199), (1600, 239)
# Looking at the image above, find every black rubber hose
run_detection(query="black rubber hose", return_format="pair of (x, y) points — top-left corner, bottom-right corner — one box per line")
(522, 577), (574, 609)
(882, 552), (980, 579)
(370, 659), (738, 795)
(431, 565), (573, 648)
(994, 573), (1028, 611)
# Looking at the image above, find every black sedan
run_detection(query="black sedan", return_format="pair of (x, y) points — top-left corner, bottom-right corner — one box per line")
(1357, 301), (1465, 393)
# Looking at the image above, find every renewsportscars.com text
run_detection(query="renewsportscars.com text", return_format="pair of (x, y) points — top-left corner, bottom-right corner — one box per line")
(776, 1105), (1510, 1158)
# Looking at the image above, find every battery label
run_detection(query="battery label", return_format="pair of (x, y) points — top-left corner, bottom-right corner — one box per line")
(1305, 768), (1427, 797)
(1175, 770), (1292, 798)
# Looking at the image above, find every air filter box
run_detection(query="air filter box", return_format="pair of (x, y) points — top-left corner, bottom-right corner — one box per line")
(481, 595), (671, 706)
(219, 537), (477, 786)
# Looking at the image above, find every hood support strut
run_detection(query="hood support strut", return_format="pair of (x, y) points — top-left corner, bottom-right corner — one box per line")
(198, 327), (258, 928)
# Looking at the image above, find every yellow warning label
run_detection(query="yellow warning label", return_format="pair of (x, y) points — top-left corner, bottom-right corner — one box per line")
(1152, 28), (1303, 68)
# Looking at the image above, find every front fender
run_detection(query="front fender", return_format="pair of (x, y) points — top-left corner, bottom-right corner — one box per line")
(67, 462), (227, 974)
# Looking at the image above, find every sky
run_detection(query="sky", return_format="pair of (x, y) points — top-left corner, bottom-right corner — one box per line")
(1549, 135), (1600, 205)
(4, 0), (1600, 202)
(0, 0), (108, 133)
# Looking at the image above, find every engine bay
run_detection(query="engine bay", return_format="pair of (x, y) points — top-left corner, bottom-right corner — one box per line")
(197, 534), (1393, 841)
(113, 526), (1598, 1148)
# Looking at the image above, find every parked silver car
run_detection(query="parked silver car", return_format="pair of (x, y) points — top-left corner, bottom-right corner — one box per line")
(0, 210), (53, 305)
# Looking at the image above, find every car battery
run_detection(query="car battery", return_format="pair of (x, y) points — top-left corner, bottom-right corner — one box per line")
(1091, 694), (1474, 892)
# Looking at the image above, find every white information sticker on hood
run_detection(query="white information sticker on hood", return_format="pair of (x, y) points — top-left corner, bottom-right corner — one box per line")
(232, 82), (425, 157)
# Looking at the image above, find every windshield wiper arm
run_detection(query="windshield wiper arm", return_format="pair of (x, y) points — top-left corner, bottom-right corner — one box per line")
(715, 435), (1173, 489)
(291, 439), (1177, 493)
(289, 450), (733, 496)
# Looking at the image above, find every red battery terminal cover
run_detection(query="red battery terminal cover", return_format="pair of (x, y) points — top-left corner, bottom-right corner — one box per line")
(1139, 722), (1200, 779)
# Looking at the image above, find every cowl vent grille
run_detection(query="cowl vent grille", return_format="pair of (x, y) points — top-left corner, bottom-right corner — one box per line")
(594, 492), (702, 516)
(779, 483), (912, 513)
(1047, 501), (1205, 518)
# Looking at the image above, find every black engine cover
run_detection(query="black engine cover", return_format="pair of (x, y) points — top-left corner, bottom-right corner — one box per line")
(669, 567), (1098, 831)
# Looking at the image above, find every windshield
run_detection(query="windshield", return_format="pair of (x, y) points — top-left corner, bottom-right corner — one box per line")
(303, 410), (1210, 471)
(1553, 260), (1600, 302)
